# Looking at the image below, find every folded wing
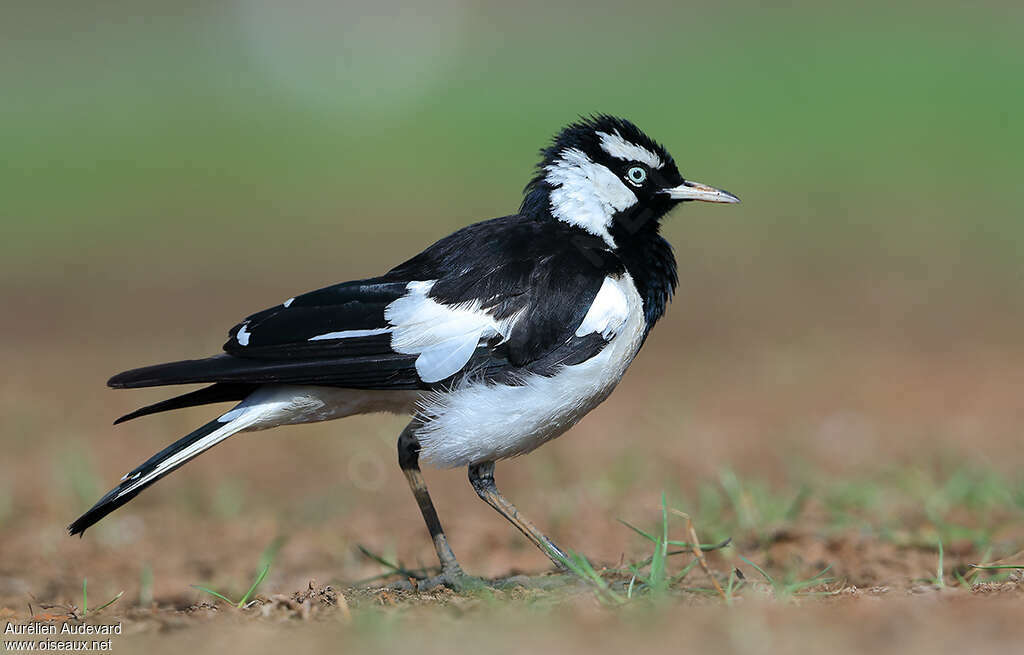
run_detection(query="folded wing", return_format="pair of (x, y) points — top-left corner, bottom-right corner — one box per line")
(110, 216), (629, 395)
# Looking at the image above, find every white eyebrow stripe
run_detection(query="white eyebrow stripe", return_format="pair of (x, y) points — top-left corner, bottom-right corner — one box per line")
(596, 131), (664, 169)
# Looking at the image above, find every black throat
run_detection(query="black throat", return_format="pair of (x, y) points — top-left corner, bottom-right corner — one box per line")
(607, 209), (678, 335)
(521, 193), (679, 335)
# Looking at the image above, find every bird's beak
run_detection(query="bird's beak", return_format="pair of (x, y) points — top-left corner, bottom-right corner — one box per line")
(662, 180), (740, 204)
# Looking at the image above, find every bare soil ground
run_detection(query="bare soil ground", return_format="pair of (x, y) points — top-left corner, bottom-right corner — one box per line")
(2, 265), (1023, 653)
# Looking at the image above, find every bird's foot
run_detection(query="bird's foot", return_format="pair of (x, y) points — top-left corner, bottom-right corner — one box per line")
(387, 564), (486, 593)
(423, 565), (487, 592)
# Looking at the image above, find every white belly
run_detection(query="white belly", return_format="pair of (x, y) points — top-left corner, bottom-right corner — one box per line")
(414, 276), (646, 468)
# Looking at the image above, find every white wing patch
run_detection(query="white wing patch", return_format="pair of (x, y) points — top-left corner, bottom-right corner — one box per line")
(308, 327), (391, 341)
(236, 324), (251, 346)
(266, 280), (522, 384)
(385, 280), (522, 383)
(575, 275), (630, 340)
(411, 327), (487, 382)
(545, 148), (637, 248)
(596, 130), (664, 169)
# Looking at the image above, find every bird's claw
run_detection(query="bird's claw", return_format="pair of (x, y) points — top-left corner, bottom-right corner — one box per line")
(386, 565), (486, 592)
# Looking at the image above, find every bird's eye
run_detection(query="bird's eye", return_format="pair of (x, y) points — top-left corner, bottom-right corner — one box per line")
(626, 166), (647, 186)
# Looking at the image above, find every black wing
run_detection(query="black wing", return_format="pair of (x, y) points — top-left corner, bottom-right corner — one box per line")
(109, 215), (624, 393)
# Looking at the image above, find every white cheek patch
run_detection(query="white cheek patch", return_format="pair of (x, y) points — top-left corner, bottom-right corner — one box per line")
(385, 281), (522, 383)
(597, 130), (664, 169)
(545, 148), (638, 248)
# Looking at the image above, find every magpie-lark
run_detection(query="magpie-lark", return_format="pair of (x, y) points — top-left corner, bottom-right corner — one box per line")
(69, 115), (739, 584)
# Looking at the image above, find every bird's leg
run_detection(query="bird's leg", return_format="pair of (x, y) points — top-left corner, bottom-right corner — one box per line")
(468, 461), (570, 571)
(397, 422), (475, 589)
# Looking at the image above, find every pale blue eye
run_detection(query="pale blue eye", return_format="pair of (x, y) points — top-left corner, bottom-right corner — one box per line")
(627, 166), (647, 185)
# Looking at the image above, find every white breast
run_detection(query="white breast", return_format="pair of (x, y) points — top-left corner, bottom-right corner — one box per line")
(414, 273), (646, 468)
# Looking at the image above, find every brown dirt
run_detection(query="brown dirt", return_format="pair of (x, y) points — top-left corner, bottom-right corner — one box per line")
(2, 261), (1023, 653)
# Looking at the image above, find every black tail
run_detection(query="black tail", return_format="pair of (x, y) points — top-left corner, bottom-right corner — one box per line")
(113, 383), (256, 425)
(107, 355), (254, 389)
(106, 351), (425, 390)
(69, 417), (239, 536)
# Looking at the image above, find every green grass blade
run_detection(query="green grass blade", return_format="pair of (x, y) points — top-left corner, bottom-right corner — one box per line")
(190, 585), (235, 605)
(554, 550), (623, 605)
(970, 546), (993, 584)
(646, 493), (670, 594)
(139, 564), (153, 607)
(357, 544), (423, 579)
(724, 569), (745, 606)
(617, 518), (658, 543)
(784, 485), (811, 521)
(92, 591), (124, 614)
(738, 555), (776, 587)
(259, 535), (287, 571)
(785, 565), (834, 594)
(669, 558), (701, 585)
(552, 550), (594, 583)
(665, 537), (733, 551)
(953, 569), (970, 588)
(82, 578), (87, 616)
(627, 548), (695, 569)
(238, 563), (270, 607)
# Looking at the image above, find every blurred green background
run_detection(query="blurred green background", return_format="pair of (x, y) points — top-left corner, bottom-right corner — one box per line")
(3, 0), (1022, 293)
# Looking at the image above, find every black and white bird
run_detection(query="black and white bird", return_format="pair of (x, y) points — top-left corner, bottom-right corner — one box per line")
(70, 115), (738, 585)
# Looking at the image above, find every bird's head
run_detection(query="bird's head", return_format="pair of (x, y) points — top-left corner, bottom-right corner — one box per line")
(521, 115), (739, 248)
